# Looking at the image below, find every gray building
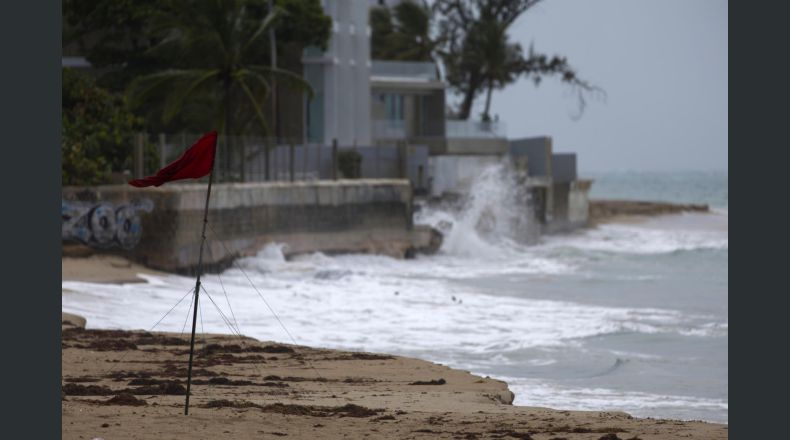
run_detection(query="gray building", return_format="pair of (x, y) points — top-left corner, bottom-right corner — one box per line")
(303, 0), (372, 146)
(369, 61), (445, 146)
(509, 136), (592, 231)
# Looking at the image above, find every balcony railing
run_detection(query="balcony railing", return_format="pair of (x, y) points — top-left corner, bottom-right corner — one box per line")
(371, 61), (438, 81)
(372, 120), (406, 138)
(445, 120), (507, 139)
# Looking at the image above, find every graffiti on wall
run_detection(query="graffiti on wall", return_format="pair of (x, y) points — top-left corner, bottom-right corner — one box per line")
(62, 199), (154, 249)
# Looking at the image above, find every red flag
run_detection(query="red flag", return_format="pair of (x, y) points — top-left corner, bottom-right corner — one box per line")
(129, 132), (218, 187)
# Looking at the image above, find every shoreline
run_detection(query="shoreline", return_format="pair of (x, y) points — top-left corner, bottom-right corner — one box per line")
(62, 200), (718, 283)
(588, 199), (710, 226)
(62, 203), (727, 438)
(62, 313), (727, 439)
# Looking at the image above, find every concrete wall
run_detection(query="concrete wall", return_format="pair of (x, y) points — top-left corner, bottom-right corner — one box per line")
(509, 137), (553, 177)
(544, 179), (592, 233)
(429, 155), (502, 197)
(568, 179), (593, 226)
(62, 180), (438, 273)
(445, 138), (509, 155)
(552, 153), (577, 183)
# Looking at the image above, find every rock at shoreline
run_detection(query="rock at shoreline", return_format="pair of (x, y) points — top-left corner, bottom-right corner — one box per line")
(589, 199), (709, 224)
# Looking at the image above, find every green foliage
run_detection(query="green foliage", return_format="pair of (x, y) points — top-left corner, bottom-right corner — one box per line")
(276, 0), (332, 51)
(62, 68), (149, 186)
(370, 1), (436, 62)
(433, 0), (601, 120)
(338, 150), (363, 179)
(126, 0), (329, 137)
(63, 0), (169, 93)
(65, 0), (331, 135)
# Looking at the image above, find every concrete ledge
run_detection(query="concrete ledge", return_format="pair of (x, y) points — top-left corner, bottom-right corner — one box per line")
(446, 138), (508, 155)
(63, 179), (441, 273)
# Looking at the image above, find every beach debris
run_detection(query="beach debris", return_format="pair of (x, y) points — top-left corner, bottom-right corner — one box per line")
(129, 381), (186, 395)
(409, 378), (447, 385)
(64, 376), (101, 383)
(88, 339), (138, 351)
(134, 334), (190, 346)
(189, 377), (289, 387)
(66, 378), (186, 396)
(260, 344), (296, 353)
(371, 415), (396, 422)
(204, 399), (261, 409)
(102, 393), (148, 406)
(201, 401), (383, 417)
(62, 383), (114, 396)
(331, 352), (394, 361)
(264, 375), (329, 382)
(161, 363), (219, 377)
(489, 429), (533, 439)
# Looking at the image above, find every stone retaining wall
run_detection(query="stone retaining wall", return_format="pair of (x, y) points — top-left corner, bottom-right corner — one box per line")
(62, 179), (439, 273)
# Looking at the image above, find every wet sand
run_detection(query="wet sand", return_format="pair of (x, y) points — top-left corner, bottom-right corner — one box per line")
(61, 312), (727, 440)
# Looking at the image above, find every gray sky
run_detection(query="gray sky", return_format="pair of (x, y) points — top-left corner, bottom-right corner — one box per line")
(461, 0), (728, 172)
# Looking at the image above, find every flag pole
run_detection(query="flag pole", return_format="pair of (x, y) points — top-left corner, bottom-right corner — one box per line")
(184, 161), (215, 415)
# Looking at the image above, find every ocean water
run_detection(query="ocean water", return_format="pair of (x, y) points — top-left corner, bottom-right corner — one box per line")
(62, 169), (728, 423)
(587, 170), (728, 210)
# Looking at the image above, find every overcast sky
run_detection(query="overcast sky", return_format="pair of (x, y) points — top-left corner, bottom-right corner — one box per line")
(459, 0), (728, 172)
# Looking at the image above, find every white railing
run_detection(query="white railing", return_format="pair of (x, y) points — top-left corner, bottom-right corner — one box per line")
(445, 120), (507, 139)
(371, 61), (437, 81)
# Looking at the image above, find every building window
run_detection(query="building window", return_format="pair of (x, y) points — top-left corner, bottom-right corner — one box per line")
(385, 94), (404, 121)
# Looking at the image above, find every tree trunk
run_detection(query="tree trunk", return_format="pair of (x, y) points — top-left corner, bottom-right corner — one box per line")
(457, 74), (483, 120)
(482, 78), (494, 122)
(458, 88), (475, 120)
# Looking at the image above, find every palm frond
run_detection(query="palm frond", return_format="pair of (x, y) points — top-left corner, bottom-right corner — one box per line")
(237, 76), (271, 136)
(247, 65), (314, 99)
(242, 8), (280, 56)
(127, 70), (202, 109)
(162, 69), (220, 122)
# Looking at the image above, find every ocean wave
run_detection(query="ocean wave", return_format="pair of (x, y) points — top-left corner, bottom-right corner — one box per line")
(62, 264), (724, 361)
(502, 377), (728, 423)
(541, 221), (728, 255)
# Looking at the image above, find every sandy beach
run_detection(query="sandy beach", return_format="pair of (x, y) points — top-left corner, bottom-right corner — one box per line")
(62, 255), (727, 439)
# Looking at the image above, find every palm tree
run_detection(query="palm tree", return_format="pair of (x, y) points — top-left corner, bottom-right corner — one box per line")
(127, 0), (312, 180)
(371, 1), (439, 63)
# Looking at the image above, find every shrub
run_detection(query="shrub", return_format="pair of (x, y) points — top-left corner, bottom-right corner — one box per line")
(337, 150), (362, 179)
(62, 68), (156, 185)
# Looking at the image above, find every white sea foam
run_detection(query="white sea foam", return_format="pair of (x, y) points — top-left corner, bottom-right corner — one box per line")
(62, 247), (725, 358)
(61, 165), (727, 422)
(504, 377), (728, 423)
(542, 220), (728, 255)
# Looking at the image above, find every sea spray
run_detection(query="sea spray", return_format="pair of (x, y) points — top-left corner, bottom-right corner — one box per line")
(416, 160), (540, 256)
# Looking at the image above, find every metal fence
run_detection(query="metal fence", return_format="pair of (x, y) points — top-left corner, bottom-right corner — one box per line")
(132, 133), (430, 193)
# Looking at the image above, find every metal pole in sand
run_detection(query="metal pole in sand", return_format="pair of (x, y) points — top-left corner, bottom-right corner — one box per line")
(184, 166), (215, 415)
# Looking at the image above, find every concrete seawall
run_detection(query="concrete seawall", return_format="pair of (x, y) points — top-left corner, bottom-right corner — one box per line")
(62, 179), (440, 273)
